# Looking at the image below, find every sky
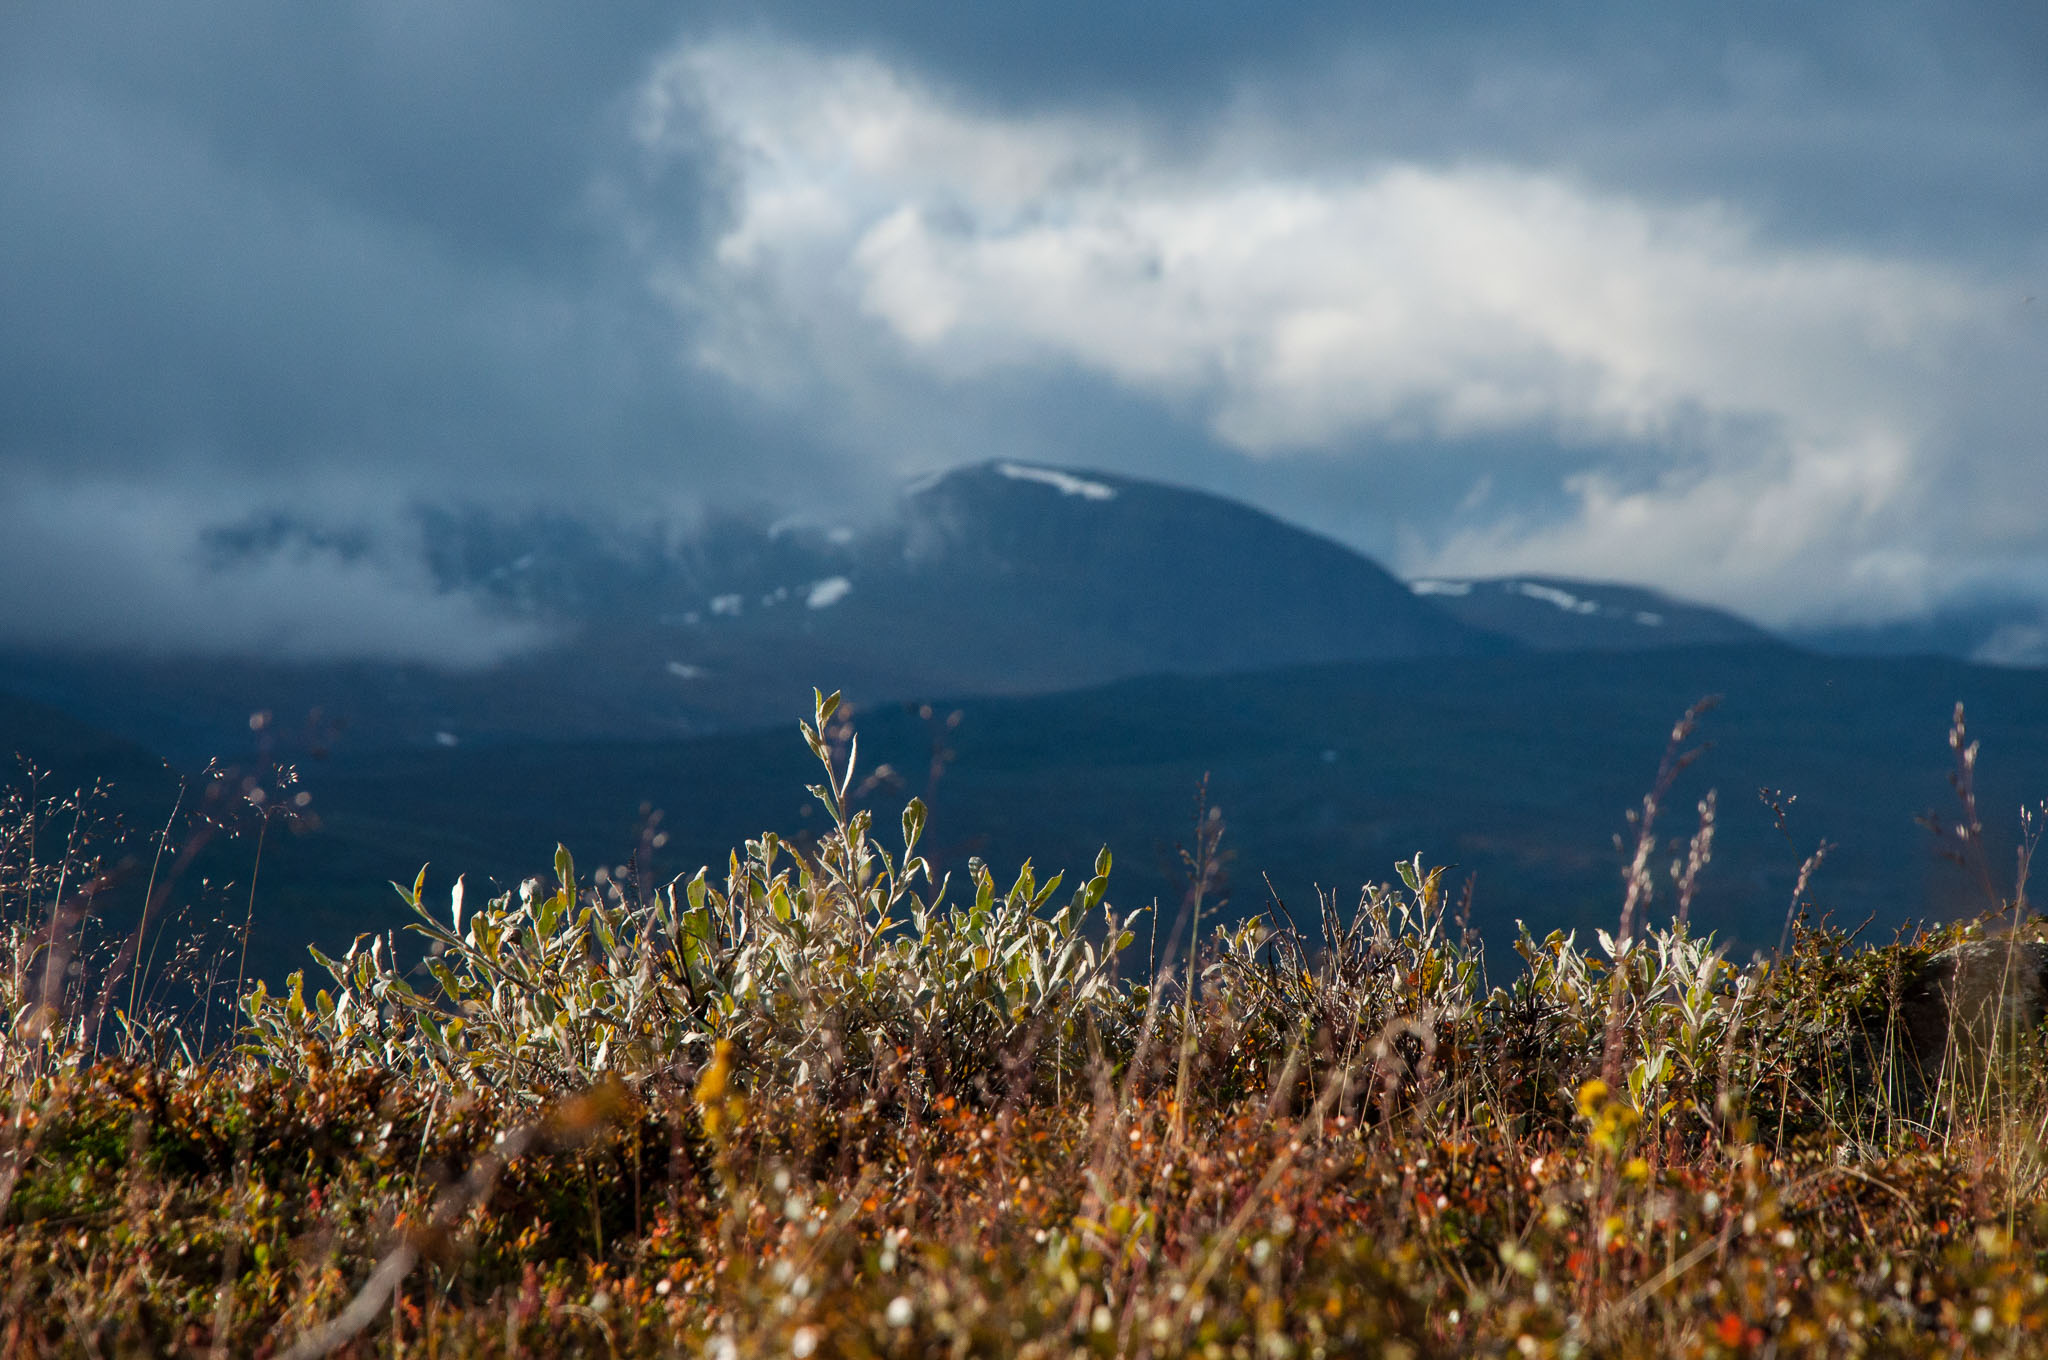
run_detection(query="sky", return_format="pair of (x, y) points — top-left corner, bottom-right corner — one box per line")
(4, 2), (2045, 663)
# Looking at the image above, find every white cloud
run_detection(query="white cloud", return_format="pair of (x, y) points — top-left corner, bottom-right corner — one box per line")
(1419, 429), (1931, 624)
(630, 37), (2030, 626)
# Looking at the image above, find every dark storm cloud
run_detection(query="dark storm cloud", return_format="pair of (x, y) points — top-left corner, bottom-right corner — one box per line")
(702, 0), (2048, 257)
(2, 1), (2044, 656)
(0, 2), (822, 497)
(0, 2), (890, 657)
(8, 4), (676, 265)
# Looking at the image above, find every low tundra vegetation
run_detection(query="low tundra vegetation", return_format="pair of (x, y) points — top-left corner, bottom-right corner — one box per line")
(4, 691), (2048, 1357)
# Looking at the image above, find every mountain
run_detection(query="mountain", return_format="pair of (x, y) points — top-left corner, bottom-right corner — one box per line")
(820, 462), (1499, 684)
(1789, 597), (2048, 669)
(0, 463), (1505, 765)
(0, 689), (179, 817)
(0, 693), (190, 949)
(1406, 575), (1772, 651)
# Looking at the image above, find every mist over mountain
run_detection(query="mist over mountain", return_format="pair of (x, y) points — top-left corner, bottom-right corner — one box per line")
(1, 463), (1508, 764)
(421, 459), (1501, 682)
(1788, 599), (2048, 670)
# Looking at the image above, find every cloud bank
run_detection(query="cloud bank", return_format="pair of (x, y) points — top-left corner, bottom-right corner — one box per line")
(3, 6), (2044, 658)
(633, 38), (2033, 626)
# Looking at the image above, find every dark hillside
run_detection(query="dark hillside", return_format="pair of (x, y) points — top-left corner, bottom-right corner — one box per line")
(0, 690), (178, 809)
(255, 645), (2047, 975)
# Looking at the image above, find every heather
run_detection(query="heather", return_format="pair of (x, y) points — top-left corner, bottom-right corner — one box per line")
(3, 694), (2047, 1357)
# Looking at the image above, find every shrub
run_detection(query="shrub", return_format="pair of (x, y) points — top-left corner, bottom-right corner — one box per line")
(241, 690), (1142, 1105)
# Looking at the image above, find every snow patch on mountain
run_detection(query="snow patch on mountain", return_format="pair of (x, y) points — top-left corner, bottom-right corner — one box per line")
(1410, 579), (1473, 597)
(1513, 581), (1601, 615)
(996, 463), (1116, 501)
(806, 576), (852, 609)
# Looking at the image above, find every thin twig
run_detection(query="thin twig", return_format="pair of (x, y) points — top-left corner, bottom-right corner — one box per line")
(278, 1113), (554, 1360)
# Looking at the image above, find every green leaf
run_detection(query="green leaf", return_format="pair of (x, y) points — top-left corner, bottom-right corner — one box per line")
(537, 890), (567, 938)
(1007, 862), (1036, 908)
(426, 960), (463, 1000)
(306, 944), (346, 985)
(404, 918), (461, 951)
(390, 864), (430, 909)
(554, 844), (577, 901)
(1095, 846), (1112, 879)
(838, 734), (860, 803)
(901, 797), (927, 853)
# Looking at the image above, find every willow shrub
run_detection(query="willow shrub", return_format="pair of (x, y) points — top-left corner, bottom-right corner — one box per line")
(241, 690), (1141, 1105)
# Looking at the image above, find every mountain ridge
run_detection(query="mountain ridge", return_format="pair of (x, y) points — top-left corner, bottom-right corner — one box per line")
(1405, 573), (1773, 651)
(3, 461), (1519, 763)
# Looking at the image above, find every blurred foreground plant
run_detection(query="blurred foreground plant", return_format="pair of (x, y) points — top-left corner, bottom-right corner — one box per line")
(14, 693), (2048, 1356)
